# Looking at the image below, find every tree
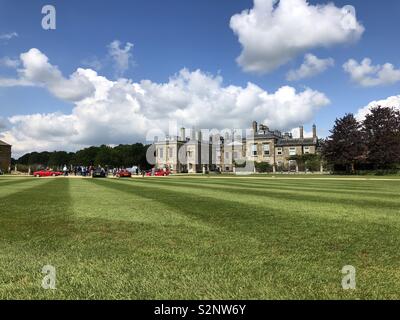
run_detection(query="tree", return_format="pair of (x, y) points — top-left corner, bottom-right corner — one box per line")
(48, 151), (71, 168)
(94, 145), (114, 167)
(363, 106), (400, 169)
(289, 154), (321, 172)
(322, 114), (366, 173)
(16, 143), (152, 169)
(255, 162), (272, 173)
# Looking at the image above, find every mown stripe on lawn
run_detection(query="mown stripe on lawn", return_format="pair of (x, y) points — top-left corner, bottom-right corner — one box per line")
(112, 178), (400, 225)
(88, 178), (400, 299)
(0, 178), (77, 299)
(166, 177), (399, 194)
(68, 177), (212, 229)
(0, 178), (51, 199)
(136, 178), (400, 203)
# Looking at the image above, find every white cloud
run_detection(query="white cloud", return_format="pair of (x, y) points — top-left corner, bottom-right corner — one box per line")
(356, 95), (400, 121)
(108, 40), (134, 77)
(230, 0), (364, 74)
(0, 117), (8, 132)
(0, 32), (18, 41)
(0, 57), (20, 68)
(343, 58), (400, 87)
(0, 48), (95, 101)
(0, 49), (330, 157)
(290, 127), (314, 139)
(287, 54), (334, 81)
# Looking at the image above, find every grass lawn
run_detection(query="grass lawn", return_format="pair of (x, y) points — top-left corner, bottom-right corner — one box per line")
(0, 175), (399, 299)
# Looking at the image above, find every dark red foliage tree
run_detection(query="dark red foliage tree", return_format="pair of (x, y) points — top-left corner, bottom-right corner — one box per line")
(363, 106), (400, 169)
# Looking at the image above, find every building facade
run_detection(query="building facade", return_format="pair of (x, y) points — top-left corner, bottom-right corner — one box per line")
(0, 140), (12, 172)
(155, 121), (319, 173)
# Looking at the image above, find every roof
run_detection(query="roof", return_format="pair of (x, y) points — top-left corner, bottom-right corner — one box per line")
(0, 140), (11, 146)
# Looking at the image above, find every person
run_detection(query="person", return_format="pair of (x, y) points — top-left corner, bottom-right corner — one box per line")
(136, 168), (139, 175)
(63, 165), (68, 176)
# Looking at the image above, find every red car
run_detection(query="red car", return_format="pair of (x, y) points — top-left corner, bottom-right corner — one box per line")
(33, 170), (63, 177)
(116, 169), (132, 178)
(146, 169), (171, 176)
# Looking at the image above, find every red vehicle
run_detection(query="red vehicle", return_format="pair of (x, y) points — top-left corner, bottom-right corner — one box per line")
(33, 170), (63, 177)
(116, 169), (132, 178)
(146, 169), (171, 176)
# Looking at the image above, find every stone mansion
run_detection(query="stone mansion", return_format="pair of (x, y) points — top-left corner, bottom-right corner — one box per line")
(0, 140), (12, 172)
(154, 121), (319, 173)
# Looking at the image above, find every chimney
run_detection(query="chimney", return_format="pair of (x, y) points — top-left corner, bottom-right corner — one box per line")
(180, 127), (185, 141)
(190, 127), (196, 140)
(299, 126), (304, 139)
(196, 130), (202, 142)
(252, 121), (258, 133)
(312, 124), (317, 139)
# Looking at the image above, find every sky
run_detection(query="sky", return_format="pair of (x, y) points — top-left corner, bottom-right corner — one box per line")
(0, 0), (399, 157)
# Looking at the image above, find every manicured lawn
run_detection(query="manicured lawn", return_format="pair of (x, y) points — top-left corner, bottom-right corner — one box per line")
(0, 175), (399, 299)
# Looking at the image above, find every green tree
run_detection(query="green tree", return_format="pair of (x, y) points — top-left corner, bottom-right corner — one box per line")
(322, 114), (366, 173)
(255, 162), (272, 173)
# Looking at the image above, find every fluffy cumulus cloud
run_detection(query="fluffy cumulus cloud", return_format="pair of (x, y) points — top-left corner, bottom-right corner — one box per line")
(230, 0), (364, 74)
(108, 40), (134, 77)
(287, 54), (334, 81)
(0, 49), (330, 156)
(0, 48), (95, 101)
(343, 58), (400, 87)
(356, 95), (400, 121)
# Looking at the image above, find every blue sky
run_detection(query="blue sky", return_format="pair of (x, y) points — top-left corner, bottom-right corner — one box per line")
(0, 0), (400, 156)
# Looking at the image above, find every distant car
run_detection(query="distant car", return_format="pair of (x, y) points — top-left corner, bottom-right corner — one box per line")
(92, 168), (107, 178)
(116, 169), (132, 178)
(146, 169), (171, 176)
(33, 170), (63, 177)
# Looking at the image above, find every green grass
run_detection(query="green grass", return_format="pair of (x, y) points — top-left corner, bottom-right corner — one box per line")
(0, 175), (399, 299)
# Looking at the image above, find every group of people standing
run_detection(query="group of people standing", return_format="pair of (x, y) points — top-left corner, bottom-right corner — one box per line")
(62, 165), (102, 177)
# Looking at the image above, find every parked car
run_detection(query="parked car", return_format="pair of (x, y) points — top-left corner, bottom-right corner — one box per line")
(116, 169), (132, 178)
(92, 168), (107, 178)
(33, 170), (63, 177)
(146, 169), (171, 176)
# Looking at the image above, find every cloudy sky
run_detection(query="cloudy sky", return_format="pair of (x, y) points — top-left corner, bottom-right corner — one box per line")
(0, 0), (399, 157)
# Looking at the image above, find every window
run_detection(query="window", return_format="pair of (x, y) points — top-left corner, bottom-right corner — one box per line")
(251, 144), (258, 156)
(304, 146), (310, 154)
(169, 147), (173, 158)
(225, 152), (230, 159)
(276, 148), (283, 156)
(263, 144), (270, 156)
(159, 147), (163, 158)
(289, 147), (296, 156)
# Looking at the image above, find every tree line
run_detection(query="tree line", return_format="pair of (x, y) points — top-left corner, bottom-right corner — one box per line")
(322, 106), (400, 174)
(15, 143), (151, 170)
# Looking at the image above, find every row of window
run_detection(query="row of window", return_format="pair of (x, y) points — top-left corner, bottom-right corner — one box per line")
(158, 147), (175, 159)
(158, 145), (312, 159)
(251, 144), (311, 156)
